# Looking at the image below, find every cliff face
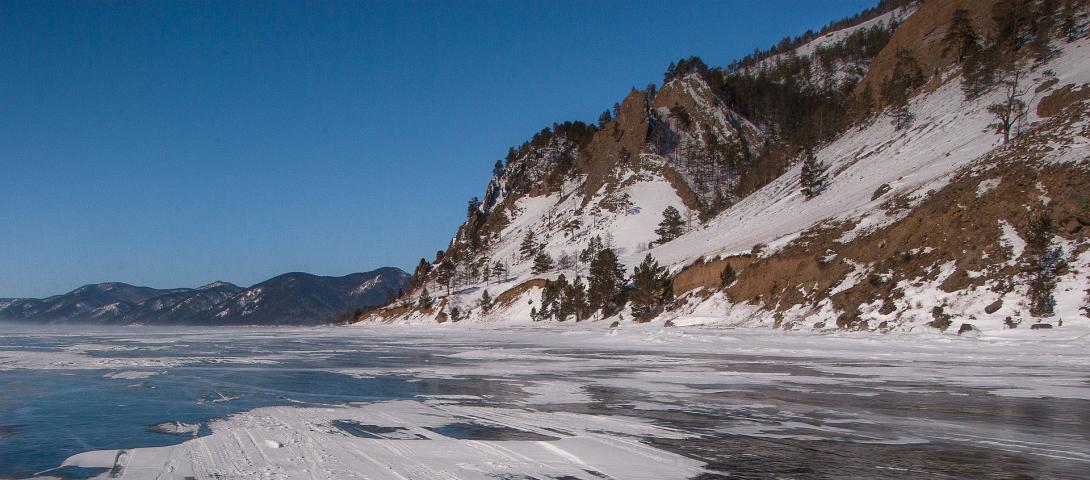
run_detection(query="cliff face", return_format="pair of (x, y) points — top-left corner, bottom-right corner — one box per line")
(364, 1), (1090, 335)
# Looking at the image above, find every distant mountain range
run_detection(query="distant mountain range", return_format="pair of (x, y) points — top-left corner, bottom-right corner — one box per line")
(0, 268), (410, 325)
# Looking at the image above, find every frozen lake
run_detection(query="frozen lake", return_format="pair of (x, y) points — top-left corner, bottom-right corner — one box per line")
(0, 325), (1087, 479)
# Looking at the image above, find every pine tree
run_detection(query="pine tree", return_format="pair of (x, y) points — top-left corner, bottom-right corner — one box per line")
(532, 251), (554, 274)
(530, 306), (540, 322)
(481, 263), (492, 283)
(800, 150), (829, 199)
(630, 254), (670, 321)
(479, 289), (493, 312)
(519, 231), (537, 260)
(962, 44), (1001, 99)
(655, 206), (685, 244)
(720, 264), (737, 288)
(539, 279), (559, 320)
(992, 0), (1034, 52)
(663, 61), (678, 83)
(417, 287), (433, 309)
(568, 275), (589, 321)
(546, 275), (569, 321)
(598, 110), (612, 128)
(1029, 0), (1058, 61)
(879, 49), (924, 108)
(588, 248), (626, 316)
(644, 82), (657, 102)
(467, 197), (482, 217)
(469, 263), (480, 283)
(1027, 215), (1065, 316)
(1061, 0), (1077, 39)
(492, 260), (507, 281)
(434, 262), (455, 295)
(580, 235), (604, 264)
(493, 160), (504, 177)
(942, 8), (979, 65)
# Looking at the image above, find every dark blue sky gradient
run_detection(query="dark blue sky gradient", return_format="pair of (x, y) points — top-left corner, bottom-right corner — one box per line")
(0, 0), (872, 297)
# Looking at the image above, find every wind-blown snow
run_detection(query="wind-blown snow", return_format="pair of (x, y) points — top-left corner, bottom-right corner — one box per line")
(61, 399), (704, 480)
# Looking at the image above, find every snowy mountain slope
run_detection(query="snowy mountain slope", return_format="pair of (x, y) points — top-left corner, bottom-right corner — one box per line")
(125, 281), (244, 325)
(646, 74), (767, 206)
(0, 283), (186, 324)
(362, 1), (1090, 335)
(667, 58), (1090, 331)
(656, 34), (1090, 332)
(200, 268), (410, 325)
(388, 74), (762, 321)
(795, 8), (911, 59)
(749, 4), (917, 87)
(652, 67), (1011, 268)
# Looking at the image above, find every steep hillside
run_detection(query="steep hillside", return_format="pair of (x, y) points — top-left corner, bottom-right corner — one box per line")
(362, 0), (1090, 335)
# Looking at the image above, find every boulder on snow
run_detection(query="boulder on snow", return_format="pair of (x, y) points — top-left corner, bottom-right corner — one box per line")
(957, 323), (980, 336)
(984, 299), (1002, 314)
(1030, 323), (1054, 330)
(928, 306), (953, 331)
(871, 183), (892, 201)
(609, 321), (620, 329)
(664, 319), (675, 327)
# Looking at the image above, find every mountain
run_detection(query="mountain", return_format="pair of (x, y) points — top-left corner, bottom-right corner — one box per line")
(361, 0), (1090, 334)
(196, 269), (410, 325)
(0, 268), (410, 325)
(125, 281), (245, 325)
(0, 283), (188, 324)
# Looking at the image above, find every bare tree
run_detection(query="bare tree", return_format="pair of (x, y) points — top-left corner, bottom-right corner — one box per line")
(987, 64), (1028, 143)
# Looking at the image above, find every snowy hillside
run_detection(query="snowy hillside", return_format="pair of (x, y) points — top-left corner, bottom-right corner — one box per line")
(662, 35), (1090, 331)
(797, 8), (909, 58)
(749, 4), (917, 87)
(363, 0), (1090, 336)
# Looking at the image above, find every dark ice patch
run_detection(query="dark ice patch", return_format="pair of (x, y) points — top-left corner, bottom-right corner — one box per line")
(0, 424), (20, 441)
(428, 422), (560, 441)
(331, 420), (425, 439)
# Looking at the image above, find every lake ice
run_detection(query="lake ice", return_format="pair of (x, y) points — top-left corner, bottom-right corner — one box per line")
(0, 325), (1087, 479)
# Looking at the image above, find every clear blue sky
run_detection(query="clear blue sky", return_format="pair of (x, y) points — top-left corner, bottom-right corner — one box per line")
(0, 0), (872, 298)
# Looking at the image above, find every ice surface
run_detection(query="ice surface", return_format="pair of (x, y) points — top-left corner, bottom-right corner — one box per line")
(0, 325), (1084, 479)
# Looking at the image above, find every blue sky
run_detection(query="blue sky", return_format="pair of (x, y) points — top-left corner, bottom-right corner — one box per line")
(0, 0), (872, 298)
